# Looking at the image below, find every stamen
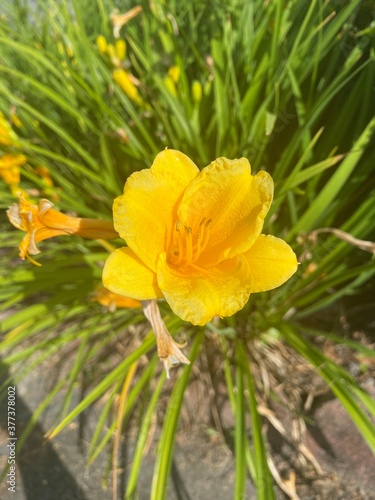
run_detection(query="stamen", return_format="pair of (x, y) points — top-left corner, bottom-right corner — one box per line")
(201, 219), (212, 255)
(185, 226), (193, 264)
(176, 224), (184, 264)
(193, 218), (212, 262)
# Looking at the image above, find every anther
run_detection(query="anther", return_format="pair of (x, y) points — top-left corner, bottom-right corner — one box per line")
(199, 217), (206, 226)
(175, 219), (181, 231)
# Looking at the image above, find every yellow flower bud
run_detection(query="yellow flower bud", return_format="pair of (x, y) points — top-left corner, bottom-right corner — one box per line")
(191, 80), (202, 103)
(66, 44), (74, 58)
(164, 76), (177, 96)
(113, 69), (143, 105)
(7, 193), (118, 261)
(0, 154), (26, 186)
(92, 286), (141, 311)
(96, 35), (108, 54)
(107, 43), (119, 66)
(168, 65), (180, 84)
(11, 113), (22, 129)
(57, 41), (64, 56)
(0, 112), (19, 146)
(115, 39), (126, 61)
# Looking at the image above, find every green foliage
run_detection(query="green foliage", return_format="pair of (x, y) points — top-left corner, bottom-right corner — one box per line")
(1, 0), (374, 498)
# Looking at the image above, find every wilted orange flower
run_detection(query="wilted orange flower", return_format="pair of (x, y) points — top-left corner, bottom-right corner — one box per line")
(110, 6), (143, 38)
(103, 149), (298, 326)
(93, 286), (141, 311)
(7, 193), (118, 261)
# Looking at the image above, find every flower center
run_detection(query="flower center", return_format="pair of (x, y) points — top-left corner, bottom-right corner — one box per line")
(168, 217), (212, 267)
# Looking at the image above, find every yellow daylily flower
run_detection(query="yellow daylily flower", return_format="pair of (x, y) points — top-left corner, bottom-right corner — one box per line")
(103, 149), (298, 326)
(7, 193), (119, 261)
(112, 69), (144, 105)
(0, 153), (26, 187)
(93, 286), (141, 311)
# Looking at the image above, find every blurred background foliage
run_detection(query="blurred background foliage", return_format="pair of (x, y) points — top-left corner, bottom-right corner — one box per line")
(0, 0), (374, 498)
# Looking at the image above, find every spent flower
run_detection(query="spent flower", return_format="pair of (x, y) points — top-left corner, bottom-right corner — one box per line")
(93, 286), (141, 312)
(7, 193), (118, 261)
(110, 6), (143, 38)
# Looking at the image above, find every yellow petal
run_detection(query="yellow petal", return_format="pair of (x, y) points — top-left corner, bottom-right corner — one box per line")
(157, 252), (252, 325)
(243, 234), (298, 292)
(113, 149), (199, 271)
(102, 246), (163, 300)
(177, 157), (273, 266)
(93, 286), (141, 310)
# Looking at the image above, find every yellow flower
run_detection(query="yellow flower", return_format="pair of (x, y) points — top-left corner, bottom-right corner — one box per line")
(92, 286), (141, 311)
(103, 150), (298, 325)
(7, 193), (119, 261)
(113, 69), (144, 106)
(0, 154), (26, 186)
(0, 112), (19, 146)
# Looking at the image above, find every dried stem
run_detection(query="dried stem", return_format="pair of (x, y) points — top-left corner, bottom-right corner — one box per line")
(141, 300), (190, 377)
